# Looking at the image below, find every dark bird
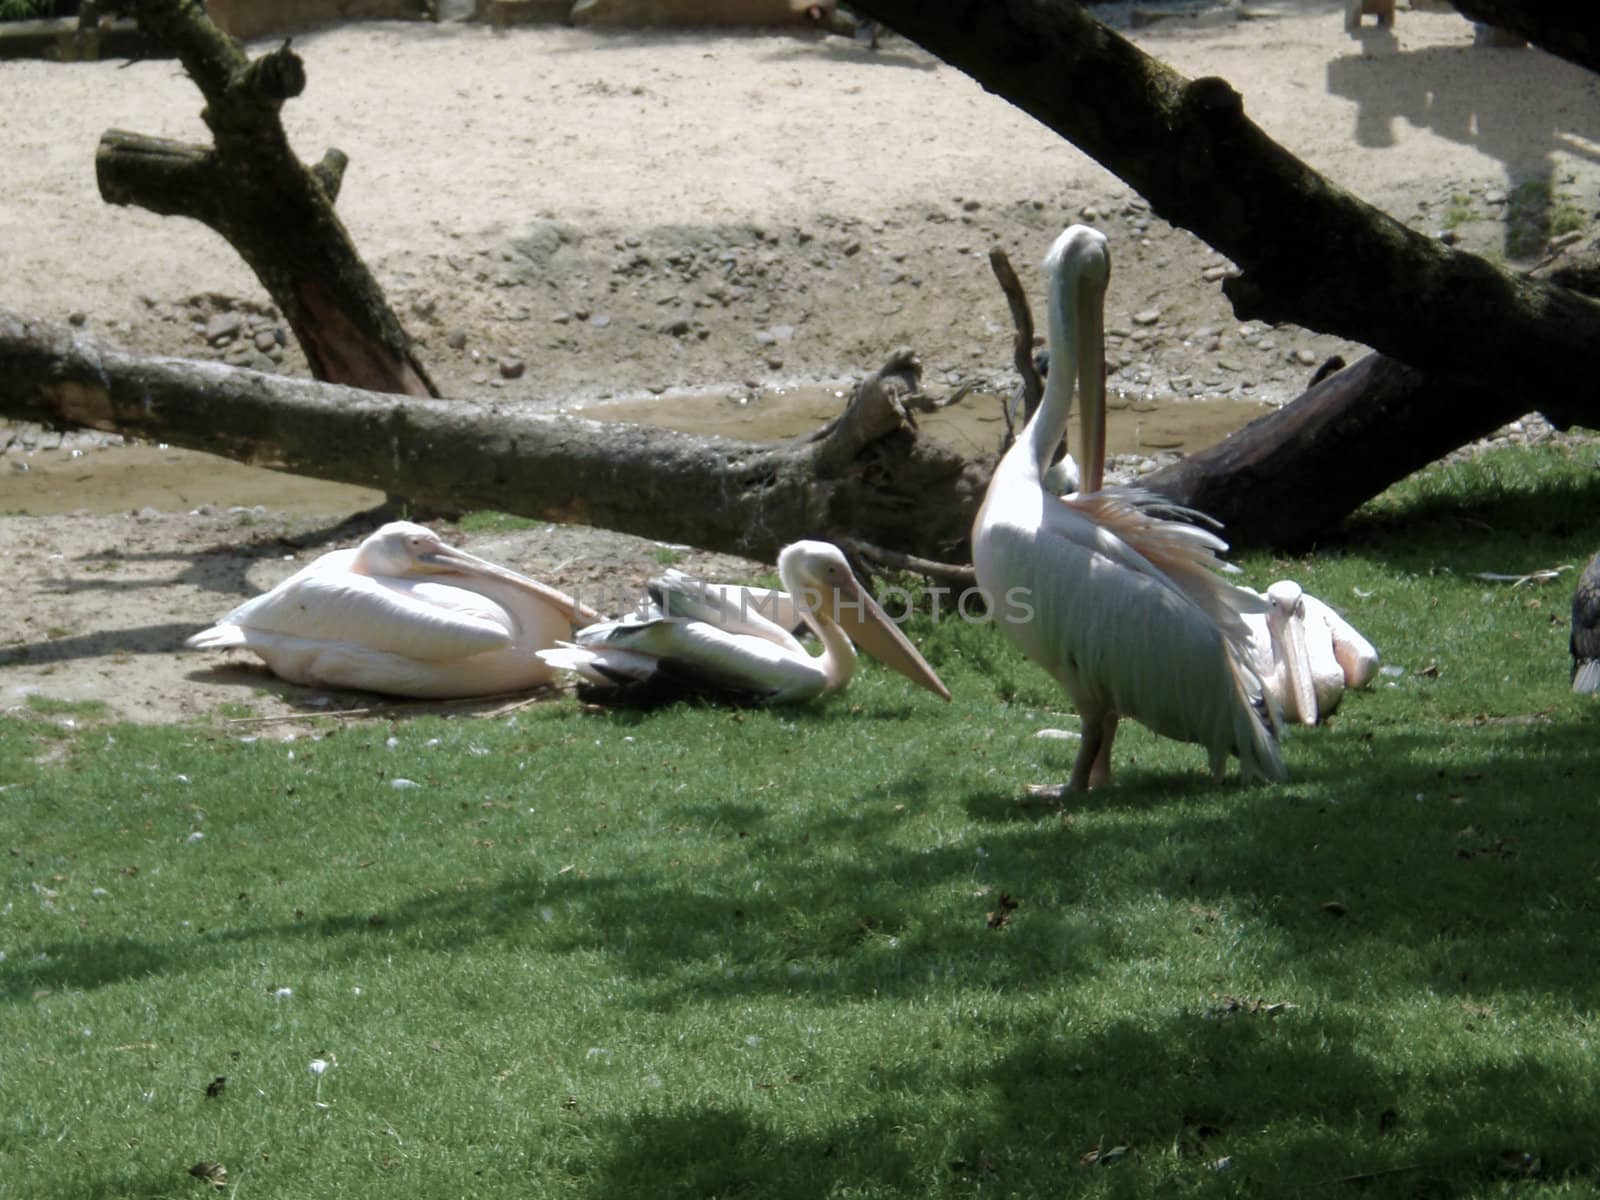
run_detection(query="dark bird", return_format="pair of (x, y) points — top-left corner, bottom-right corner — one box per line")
(1570, 552), (1600, 693)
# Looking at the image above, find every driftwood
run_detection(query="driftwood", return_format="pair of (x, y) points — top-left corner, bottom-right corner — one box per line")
(0, 311), (987, 564)
(97, 0), (433, 398)
(847, 0), (1600, 428)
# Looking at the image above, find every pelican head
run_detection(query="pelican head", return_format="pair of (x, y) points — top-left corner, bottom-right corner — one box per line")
(354, 521), (533, 582)
(1264, 579), (1319, 725)
(351, 522), (600, 623)
(779, 540), (952, 701)
(1041, 225), (1111, 493)
(350, 523), (471, 576)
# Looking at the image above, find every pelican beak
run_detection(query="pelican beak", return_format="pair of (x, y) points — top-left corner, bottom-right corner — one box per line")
(1277, 606), (1319, 726)
(818, 576), (952, 701)
(1075, 258), (1108, 495)
(420, 545), (602, 626)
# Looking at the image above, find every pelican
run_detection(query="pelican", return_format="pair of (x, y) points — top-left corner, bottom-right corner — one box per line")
(1243, 580), (1380, 725)
(538, 540), (951, 706)
(971, 225), (1284, 791)
(1571, 552), (1600, 693)
(185, 521), (599, 698)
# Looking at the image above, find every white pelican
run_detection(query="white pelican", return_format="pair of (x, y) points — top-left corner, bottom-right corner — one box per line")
(1243, 580), (1380, 725)
(538, 540), (951, 706)
(185, 521), (599, 698)
(971, 225), (1284, 791)
(1571, 552), (1600, 693)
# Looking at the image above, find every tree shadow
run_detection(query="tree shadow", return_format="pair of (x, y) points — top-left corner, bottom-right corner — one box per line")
(1326, 35), (1600, 257)
(0, 622), (200, 669)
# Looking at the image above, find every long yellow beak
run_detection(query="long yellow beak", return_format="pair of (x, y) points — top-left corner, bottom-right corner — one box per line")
(817, 576), (952, 702)
(1075, 256), (1108, 494)
(421, 545), (602, 627)
(1275, 605), (1319, 725)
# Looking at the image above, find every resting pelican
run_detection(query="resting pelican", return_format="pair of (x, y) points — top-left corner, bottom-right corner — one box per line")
(972, 225), (1283, 791)
(538, 540), (951, 706)
(185, 521), (599, 698)
(1243, 580), (1380, 725)
(1571, 552), (1600, 693)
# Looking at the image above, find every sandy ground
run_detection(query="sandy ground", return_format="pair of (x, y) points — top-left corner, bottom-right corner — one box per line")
(3, 1), (1598, 727)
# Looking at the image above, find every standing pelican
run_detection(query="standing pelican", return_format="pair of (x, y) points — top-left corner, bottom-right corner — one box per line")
(1570, 551), (1600, 693)
(538, 540), (951, 706)
(972, 225), (1283, 791)
(1243, 580), (1380, 725)
(185, 522), (599, 698)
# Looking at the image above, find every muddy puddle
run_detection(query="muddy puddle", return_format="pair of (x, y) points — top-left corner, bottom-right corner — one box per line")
(0, 387), (1269, 516)
(576, 384), (1271, 462)
(0, 440), (384, 517)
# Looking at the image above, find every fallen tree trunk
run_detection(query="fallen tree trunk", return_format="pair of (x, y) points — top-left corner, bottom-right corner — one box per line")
(847, 0), (1600, 428)
(0, 311), (986, 564)
(0, 306), (1559, 559)
(1143, 352), (1530, 549)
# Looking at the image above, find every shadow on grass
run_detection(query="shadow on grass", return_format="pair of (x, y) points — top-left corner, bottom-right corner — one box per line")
(561, 1008), (1600, 1197)
(10, 710), (1597, 1003)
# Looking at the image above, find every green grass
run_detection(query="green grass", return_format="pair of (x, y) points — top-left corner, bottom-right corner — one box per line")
(1441, 194), (1478, 231)
(6, 443), (1600, 1198)
(1503, 179), (1590, 257)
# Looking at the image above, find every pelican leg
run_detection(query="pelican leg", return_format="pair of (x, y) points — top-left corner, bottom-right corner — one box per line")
(1069, 706), (1117, 791)
(1088, 712), (1119, 788)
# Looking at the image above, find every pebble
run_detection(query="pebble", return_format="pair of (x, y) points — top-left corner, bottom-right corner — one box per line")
(1132, 309), (1161, 326)
(205, 313), (243, 344)
(499, 357), (526, 379)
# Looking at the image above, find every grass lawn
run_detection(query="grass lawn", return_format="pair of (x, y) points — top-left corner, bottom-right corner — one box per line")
(4, 442), (1600, 1198)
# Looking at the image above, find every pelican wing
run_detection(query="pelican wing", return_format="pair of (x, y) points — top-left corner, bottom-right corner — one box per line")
(1060, 488), (1266, 650)
(204, 573), (514, 660)
(647, 569), (805, 652)
(540, 616), (825, 704)
(980, 488), (1282, 783)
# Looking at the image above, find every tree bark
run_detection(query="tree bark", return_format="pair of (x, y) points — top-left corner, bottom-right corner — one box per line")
(0, 311), (987, 564)
(1141, 352), (1529, 549)
(1448, 1), (1600, 73)
(0, 305), (1559, 558)
(845, 0), (1600, 427)
(99, 0), (434, 398)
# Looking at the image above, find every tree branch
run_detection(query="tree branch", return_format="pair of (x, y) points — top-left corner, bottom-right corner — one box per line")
(104, 0), (433, 397)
